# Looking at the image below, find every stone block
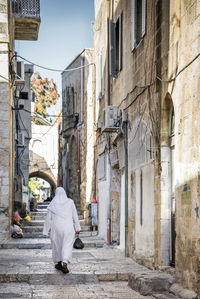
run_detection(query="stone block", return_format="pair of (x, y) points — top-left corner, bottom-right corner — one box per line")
(128, 272), (175, 296)
(0, 167), (8, 177)
(0, 109), (9, 120)
(170, 283), (198, 299)
(97, 273), (117, 281)
(2, 177), (9, 186)
(0, 185), (9, 195)
(0, 125), (9, 138)
(0, 194), (9, 207)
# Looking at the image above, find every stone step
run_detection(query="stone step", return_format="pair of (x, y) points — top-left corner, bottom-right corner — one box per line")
(23, 231), (98, 239)
(0, 247), (146, 285)
(23, 219), (86, 227)
(0, 237), (105, 249)
(38, 202), (49, 206)
(31, 214), (84, 221)
(0, 273), (99, 285)
(31, 211), (47, 216)
(38, 206), (48, 210)
(23, 218), (85, 226)
(22, 225), (91, 233)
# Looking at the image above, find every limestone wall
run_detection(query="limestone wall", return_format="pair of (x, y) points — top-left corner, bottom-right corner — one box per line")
(168, 0), (200, 294)
(94, 0), (169, 259)
(0, 0), (14, 240)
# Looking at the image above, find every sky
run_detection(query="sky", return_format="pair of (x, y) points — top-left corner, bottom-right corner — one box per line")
(15, 0), (94, 113)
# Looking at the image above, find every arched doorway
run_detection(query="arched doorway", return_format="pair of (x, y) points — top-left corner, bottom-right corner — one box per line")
(66, 135), (80, 207)
(129, 119), (155, 262)
(160, 92), (175, 266)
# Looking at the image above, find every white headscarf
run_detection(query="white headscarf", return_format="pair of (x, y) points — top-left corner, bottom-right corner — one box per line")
(48, 187), (72, 218)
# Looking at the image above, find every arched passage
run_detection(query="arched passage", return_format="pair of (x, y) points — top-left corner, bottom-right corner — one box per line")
(160, 92), (175, 266)
(128, 119), (155, 262)
(29, 171), (57, 196)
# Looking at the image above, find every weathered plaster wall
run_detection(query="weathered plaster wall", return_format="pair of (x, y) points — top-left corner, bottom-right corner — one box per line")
(168, 0), (200, 294)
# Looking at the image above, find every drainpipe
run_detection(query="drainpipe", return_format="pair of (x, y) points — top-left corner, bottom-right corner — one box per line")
(107, 140), (111, 245)
(123, 119), (129, 257)
(76, 128), (81, 186)
(107, 0), (111, 106)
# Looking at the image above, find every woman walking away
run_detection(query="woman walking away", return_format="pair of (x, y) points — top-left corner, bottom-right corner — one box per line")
(43, 187), (81, 273)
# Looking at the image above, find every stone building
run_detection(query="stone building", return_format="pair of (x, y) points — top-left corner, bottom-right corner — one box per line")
(60, 49), (95, 218)
(14, 63), (34, 213)
(29, 111), (58, 195)
(165, 0), (200, 294)
(0, 0), (40, 240)
(93, 0), (200, 295)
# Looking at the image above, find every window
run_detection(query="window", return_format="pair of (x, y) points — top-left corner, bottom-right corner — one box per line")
(168, 103), (175, 137)
(109, 13), (122, 77)
(131, 0), (146, 50)
(96, 50), (105, 100)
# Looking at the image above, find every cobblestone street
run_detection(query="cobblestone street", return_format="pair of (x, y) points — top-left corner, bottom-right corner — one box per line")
(0, 203), (197, 298)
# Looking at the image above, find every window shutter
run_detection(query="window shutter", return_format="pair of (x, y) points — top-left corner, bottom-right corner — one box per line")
(141, 0), (146, 37)
(119, 13), (122, 71)
(131, 0), (137, 50)
(109, 20), (116, 76)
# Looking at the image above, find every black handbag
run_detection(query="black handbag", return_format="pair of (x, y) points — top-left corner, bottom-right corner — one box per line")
(73, 235), (84, 249)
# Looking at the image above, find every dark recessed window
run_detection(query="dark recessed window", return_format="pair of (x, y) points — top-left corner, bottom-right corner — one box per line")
(109, 13), (122, 77)
(131, 0), (146, 49)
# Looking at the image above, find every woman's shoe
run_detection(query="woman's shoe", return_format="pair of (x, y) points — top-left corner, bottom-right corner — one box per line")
(55, 261), (62, 270)
(62, 263), (69, 273)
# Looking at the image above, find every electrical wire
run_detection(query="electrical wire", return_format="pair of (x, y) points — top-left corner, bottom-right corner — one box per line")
(0, 74), (10, 82)
(156, 52), (200, 83)
(129, 104), (147, 144)
(14, 54), (95, 73)
(117, 51), (200, 111)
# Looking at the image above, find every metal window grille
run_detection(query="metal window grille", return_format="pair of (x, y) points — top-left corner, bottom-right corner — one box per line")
(12, 0), (40, 18)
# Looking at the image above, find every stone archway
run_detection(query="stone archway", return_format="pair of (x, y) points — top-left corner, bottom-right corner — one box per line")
(160, 92), (175, 266)
(29, 170), (57, 195)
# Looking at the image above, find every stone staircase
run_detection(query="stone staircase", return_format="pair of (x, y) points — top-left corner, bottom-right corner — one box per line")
(0, 202), (105, 250)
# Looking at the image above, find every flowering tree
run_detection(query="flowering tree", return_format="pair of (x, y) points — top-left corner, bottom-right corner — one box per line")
(28, 178), (42, 196)
(31, 72), (59, 118)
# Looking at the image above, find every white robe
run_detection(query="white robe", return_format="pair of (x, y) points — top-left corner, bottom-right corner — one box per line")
(43, 188), (81, 264)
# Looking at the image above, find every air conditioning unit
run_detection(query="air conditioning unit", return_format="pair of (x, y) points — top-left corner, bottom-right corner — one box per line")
(101, 106), (119, 132)
(17, 132), (25, 147)
(15, 61), (25, 85)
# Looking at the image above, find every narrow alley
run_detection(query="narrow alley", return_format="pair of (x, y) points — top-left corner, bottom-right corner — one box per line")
(0, 202), (196, 299)
(0, 0), (200, 298)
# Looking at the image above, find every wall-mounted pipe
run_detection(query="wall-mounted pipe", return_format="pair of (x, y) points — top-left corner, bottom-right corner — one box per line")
(123, 120), (129, 257)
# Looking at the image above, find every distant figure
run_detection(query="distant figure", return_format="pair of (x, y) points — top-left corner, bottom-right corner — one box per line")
(34, 195), (38, 211)
(43, 187), (81, 273)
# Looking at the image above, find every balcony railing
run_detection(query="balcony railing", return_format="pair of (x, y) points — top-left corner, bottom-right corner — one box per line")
(12, 0), (40, 18)
(13, 0), (40, 40)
